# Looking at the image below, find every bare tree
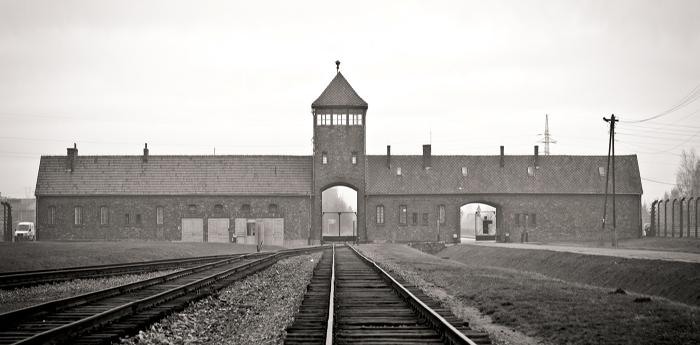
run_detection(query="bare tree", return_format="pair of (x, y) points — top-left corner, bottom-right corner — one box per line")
(676, 149), (700, 197)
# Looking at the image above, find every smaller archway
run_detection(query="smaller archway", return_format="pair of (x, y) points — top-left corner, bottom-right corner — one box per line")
(460, 203), (497, 241)
(321, 186), (358, 239)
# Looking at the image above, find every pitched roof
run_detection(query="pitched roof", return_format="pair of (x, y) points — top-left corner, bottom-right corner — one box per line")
(366, 155), (642, 195)
(36, 155), (312, 196)
(312, 72), (368, 108)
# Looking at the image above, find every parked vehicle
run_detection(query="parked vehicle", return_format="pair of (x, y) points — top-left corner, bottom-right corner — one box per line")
(14, 222), (35, 241)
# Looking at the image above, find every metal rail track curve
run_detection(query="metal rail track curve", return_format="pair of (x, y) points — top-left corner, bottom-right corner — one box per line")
(0, 246), (326, 345)
(285, 245), (491, 345)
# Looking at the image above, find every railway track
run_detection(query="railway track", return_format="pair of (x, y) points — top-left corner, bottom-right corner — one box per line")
(285, 245), (491, 345)
(0, 246), (324, 345)
(0, 253), (266, 290)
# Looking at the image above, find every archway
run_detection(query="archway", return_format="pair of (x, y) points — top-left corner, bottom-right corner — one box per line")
(321, 186), (358, 240)
(460, 203), (498, 241)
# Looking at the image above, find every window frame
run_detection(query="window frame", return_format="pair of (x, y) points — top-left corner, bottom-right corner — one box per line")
(351, 152), (358, 165)
(100, 206), (109, 226)
(530, 213), (537, 227)
(322, 152), (328, 165)
(124, 213), (130, 225)
(48, 206), (56, 225)
(412, 212), (418, 226)
(268, 203), (278, 214)
(241, 204), (251, 213)
(527, 166), (535, 177)
(376, 205), (385, 224)
(399, 205), (407, 225)
(598, 166), (606, 177)
(156, 206), (164, 225)
(438, 205), (446, 225)
(74, 206), (82, 226)
(422, 213), (429, 226)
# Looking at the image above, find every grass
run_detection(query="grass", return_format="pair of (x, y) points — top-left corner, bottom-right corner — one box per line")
(0, 241), (284, 273)
(549, 237), (700, 254)
(359, 244), (700, 345)
(440, 244), (700, 306)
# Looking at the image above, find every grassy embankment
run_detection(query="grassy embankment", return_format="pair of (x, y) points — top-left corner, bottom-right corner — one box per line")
(359, 244), (700, 345)
(0, 241), (284, 272)
(550, 237), (700, 254)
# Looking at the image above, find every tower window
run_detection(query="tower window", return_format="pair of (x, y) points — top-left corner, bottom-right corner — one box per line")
(396, 167), (402, 176)
(598, 167), (606, 177)
(317, 114), (332, 126)
(527, 166), (535, 177)
(351, 152), (357, 165)
(333, 114), (346, 125)
(461, 167), (468, 176)
(322, 152), (328, 164)
(349, 114), (363, 126)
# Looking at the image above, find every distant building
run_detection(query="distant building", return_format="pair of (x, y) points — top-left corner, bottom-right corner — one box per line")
(0, 197), (36, 241)
(35, 65), (643, 245)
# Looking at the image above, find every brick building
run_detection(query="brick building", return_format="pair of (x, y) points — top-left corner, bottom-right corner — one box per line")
(35, 66), (643, 245)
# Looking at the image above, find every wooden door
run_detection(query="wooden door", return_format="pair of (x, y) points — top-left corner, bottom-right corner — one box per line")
(181, 218), (203, 242)
(207, 218), (230, 243)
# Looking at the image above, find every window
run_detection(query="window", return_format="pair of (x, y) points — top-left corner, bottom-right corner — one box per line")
(598, 167), (606, 177)
(527, 166), (535, 177)
(349, 113), (363, 126)
(422, 213), (429, 225)
(100, 206), (108, 225)
(399, 205), (407, 225)
(317, 114), (332, 125)
(214, 204), (224, 213)
(530, 213), (537, 227)
(156, 207), (164, 225)
(376, 205), (385, 224)
(461, 167), (468, 176)
(48, 206), (56, 225)
(241, 204), (251, 213)
(438, 205), (446, 224)
(74, 206), (82, 225)
(412, 212), (418, 225)
(396, 167), (402, 176)
(136, 214), (142, 225)
(351, 152), (357, 165)
(246, 222), (256, 236)
(188, 204), (197, 212)
(268, 203), (278, 214)
(333, 113), (346, 125)
(125, 213), (130, 225)
(322, 152), (328, 165)
(514, 213), (521, 227)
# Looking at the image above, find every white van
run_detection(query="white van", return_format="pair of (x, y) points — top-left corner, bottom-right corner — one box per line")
(14, 222), (36, 241)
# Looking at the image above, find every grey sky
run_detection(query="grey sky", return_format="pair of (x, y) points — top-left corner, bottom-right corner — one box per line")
(1, 0), (699, 203)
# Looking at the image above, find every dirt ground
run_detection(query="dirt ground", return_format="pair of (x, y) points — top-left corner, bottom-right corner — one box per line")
(0, 241), (285, 272)
(358, 244), (700, 345)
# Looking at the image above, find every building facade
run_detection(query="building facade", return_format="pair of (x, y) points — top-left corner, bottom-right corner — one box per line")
(35, 66), (643, 245)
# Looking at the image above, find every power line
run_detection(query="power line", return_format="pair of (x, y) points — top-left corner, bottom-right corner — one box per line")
(641, 177), (677, 186)
(621, 83), (700, 123)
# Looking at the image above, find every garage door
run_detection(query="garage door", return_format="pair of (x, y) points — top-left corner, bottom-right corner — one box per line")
(207, 218), (230, 243)
(181, 218), (203, 242)
(262, 218), (284, 247)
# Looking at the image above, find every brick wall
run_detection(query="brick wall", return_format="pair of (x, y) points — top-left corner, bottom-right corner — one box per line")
(312, 111), (367, 242)
(365, 194), (641, 243)
(36, 195), (311, 246)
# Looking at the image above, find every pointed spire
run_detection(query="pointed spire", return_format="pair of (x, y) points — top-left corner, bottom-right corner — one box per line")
(312, 62), (367, 109)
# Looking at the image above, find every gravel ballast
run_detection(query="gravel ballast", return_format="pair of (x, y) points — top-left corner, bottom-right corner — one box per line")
(117, 252), (323, 345)
(0, 270), (180, 314)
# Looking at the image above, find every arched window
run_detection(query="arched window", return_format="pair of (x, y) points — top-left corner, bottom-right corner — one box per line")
(268, 204), (278, 214)
(214, 204), (224, 213)
(241, 204), (251, 213)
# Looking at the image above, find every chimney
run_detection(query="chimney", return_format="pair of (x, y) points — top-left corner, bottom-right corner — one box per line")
(143, 143), (149, 162)
(66, 143), (77, 172)
(422, 144), (432, 169)
(534, 145), (539, 167)
(386, 145), (391, 169)
(499, 146), (504, 167)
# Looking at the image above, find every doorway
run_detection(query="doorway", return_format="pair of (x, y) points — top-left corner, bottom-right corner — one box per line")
(322, 186), (357, 240)
(460, 203), (497, 241)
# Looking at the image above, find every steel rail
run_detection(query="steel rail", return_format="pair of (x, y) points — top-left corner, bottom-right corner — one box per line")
(0, 254), (250, 289)
(324, 244), (335, 345)
(348, 245), (480, 345)
(0, 253), (264, 327)
(4, 246), (326, 345)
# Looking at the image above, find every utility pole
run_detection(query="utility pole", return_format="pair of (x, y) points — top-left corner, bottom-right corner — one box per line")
(539, 114), (557, 155)
(603, 114), (619, 247)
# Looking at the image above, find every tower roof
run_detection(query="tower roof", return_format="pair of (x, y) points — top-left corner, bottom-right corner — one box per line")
(312, 72), (368, 109)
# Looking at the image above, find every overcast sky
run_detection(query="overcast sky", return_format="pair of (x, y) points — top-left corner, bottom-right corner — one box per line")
(1, 0), (699, 204)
